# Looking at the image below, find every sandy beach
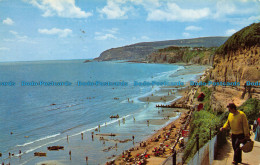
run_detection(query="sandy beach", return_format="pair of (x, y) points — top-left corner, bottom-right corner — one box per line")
(36, 160), (66, 165)
(109, 65), (209, 165)
(113, 109), (190, 165)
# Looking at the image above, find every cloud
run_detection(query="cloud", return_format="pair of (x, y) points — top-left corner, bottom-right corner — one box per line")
(214, 0), (236, 19)
(225, 29), (237, 36)
(8, 30), (36, 43)
(98, 0), (258, 23)
(227, 14), (260, 26)
(133, 0), (161, 9)
(185, 26), (202, 31)
(238, 0), (258, 2)
(141, 36), (149, 40)
(213, 0), (258, 21)
(104, 28), (119, 34)
(26, 0), (92, 18)
(9, 30), (18, 35)
(182, 32), (190, 38)
(94, 33), (117, 40)
(248, 15), (260, 22)
(132, 35), (150, 41)
(38, 28), (72, 37)
(98, 0), (132, 19)
(0, 47), (10, 51)
(95, 32), (101, 35)
(146, 2), (210, 21)
(3, 18), (14, 25)
(94, 28), (119, 40)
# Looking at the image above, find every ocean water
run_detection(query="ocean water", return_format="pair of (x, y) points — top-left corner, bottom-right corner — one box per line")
(0, 60), (204, 165)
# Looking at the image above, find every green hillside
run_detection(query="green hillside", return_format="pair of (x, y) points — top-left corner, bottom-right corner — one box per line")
(216, 23), (260, 55)
(94, 37), (228, 61)
(146, 46), (216, 65)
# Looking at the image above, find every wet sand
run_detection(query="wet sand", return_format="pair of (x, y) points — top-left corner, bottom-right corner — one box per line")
(170, 64), (209, 77)
(113, 109), (190, 165)
(137, 65), (209, 104)
(138, 95), (176, 103)
(36, 160), (65, 165)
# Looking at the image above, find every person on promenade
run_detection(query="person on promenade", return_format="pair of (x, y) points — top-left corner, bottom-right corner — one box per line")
(254, 113), (260, 142)
(220, 103), (250, 165)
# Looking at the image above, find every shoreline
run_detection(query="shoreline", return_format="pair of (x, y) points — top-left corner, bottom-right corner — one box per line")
(33, 64), (208, 165)
(111, 65), (209, 165)
(113, 109), (190, 165)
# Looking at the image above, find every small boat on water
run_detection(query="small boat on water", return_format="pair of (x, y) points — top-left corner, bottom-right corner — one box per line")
(110, 114), (119, 119)
(34, 152), (46, 156)
(47, 146), (64, 151)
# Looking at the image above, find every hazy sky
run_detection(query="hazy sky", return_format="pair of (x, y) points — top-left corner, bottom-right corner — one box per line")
(0, 0), (259, 62)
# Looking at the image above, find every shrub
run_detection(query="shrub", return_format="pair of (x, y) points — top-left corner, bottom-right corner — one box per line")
(239, 98), (260, 123)
(183, 110), (221, 162)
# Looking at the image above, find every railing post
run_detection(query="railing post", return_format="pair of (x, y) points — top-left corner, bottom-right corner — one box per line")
(172, 149), (176, 165)
(196, 134), (199, 152)
(209, 128), (211, 140)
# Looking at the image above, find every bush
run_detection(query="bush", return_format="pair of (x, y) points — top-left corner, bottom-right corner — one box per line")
(215, 23), (260, 56)
(239, 98), (260, 123)
(183, 110), (221, 162)
(200, 86), (212, 112)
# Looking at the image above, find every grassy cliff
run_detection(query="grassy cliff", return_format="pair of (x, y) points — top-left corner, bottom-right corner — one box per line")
(216, 23), (260, 56)
(212, 23), (260, 85)
(146, 46), (216, 65)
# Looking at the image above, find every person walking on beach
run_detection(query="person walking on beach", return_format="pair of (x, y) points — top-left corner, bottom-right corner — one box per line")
(253, 113), (260, 142)
(220, 103), (250, 165)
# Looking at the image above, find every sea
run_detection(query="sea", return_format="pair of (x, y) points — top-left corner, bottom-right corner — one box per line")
(0, 60), (205, 165)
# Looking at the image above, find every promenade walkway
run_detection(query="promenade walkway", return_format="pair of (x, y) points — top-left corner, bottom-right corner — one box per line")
(212, 133), (260, 165)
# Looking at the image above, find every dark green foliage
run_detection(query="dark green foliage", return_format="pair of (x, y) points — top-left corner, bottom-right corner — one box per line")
(216, 23), (260, 56)
(183, 86), (228, 163)
(150, 47), (216, 64)
(200, 86), (212, 112)
(239, 98), (260, 123)
(201, 86), (212, 101)
(194, 86), (212, 103)
(183, 95), (259, 163)
(183, 111), (221, 162)
(158, 46), (184, 52)
(181, 48), (215, 63)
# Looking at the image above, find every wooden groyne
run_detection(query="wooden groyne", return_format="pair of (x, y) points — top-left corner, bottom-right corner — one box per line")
(156, 103), (191, 109)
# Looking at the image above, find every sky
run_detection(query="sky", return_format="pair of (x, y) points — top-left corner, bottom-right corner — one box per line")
(0, 0), (259, 62)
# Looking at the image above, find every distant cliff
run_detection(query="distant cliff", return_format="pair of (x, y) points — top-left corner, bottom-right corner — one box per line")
(212, 23), (260, 85)
(94, 37), (228, 61)
(146, 46), (216, 65)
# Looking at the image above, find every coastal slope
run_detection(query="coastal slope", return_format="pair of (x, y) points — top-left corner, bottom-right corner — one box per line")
(212, 23), (260, 85)
(146, 47), (216, 65)
(94, 37), (228, 61)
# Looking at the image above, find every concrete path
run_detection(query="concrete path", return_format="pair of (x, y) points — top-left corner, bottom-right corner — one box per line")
(212, 134), (260, 165)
